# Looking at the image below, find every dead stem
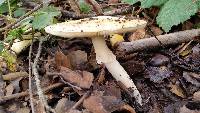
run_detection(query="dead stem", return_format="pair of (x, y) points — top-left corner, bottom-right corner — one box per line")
(32, 35), (55, 113)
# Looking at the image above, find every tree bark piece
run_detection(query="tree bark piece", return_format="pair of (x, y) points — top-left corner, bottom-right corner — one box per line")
(118, 29), (200, 53)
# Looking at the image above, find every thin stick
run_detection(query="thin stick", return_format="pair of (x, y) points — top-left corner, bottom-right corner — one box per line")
(85, 0), (103, 15)
(118, 29), (200, 53)
(0, 83), (64, 104)
(69, 91), (90, 111)
(32, 35), (55, 113)
(28, 29), (35, 113)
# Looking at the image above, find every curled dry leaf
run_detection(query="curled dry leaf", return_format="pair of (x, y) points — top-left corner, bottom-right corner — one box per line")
(55, 50), (72, 70)
(128, 28), (146, 41)
(60, 67), (94, 89)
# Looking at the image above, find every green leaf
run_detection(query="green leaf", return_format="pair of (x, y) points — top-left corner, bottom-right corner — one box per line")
(32, 6), (61, 30)
(78, 0), (91, 13)
(4, 28), (25, 42)
(156, 0), (198, 32)
(0, 50), (16, 71)
(0, 0), (18, 14)
(13, 8), (26, 17)
(141, 0), (168, 8)
(0, 0), (6, 5)
(121, 0), (138, 4)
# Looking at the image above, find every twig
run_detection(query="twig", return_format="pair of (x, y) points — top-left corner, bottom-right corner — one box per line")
(32, 35), (55, 113)
(28, 30), (35, 113)
(117, 29), (200, 53)
(0, 83), (64, 104)
(46, 72), (82, 90)
(85, 0), (103, 15)
(2, 72), (28, 81)
(67, 0), (81, 15)
(61, 6), (133, 19)
(0, 3), (43, 32)
(69, 91), (90, 111)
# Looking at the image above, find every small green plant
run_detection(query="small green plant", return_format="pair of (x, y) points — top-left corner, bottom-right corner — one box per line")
(122, 0), (200, 32)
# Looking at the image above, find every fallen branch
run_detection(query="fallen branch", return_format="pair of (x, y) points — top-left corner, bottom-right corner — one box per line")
(0, 82), (64, 104)
(117, 29), (200, 53)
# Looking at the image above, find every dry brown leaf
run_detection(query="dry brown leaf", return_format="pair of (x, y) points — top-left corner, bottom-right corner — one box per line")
(16, 107), (30, 113)
(83, 91), (124, 113)
(193, 91), (200, 101)
(128, 28), (145, 41)
(55, 50), (72, 70)
(119, 104), (136, 113)
(68, 50), (88, 70)
(108, 0), (119, 4)
(5, 84), (14, 96)
(183, 72), (200, 87)
(67, 0), (81, 15)
(150, 26), (163, 36)
(179, 105), (200, 113)
(55, 98), (75, 113)
(2, 72), (28, 81)
(169, 83), (186, 98)
(60, 67), (94, 89)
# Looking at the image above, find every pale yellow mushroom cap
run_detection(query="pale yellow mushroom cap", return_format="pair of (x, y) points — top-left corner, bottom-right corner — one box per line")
(45, 16), (147, 38)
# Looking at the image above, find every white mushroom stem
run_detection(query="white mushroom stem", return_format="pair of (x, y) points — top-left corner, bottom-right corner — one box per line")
(92, 37), (142, 105)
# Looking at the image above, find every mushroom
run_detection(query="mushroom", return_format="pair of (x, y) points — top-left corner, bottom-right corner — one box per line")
(45, 16), (147, 105)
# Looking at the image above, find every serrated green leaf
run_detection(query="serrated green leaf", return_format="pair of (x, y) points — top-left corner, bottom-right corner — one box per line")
(141, 0), (168, 8)
(32, 6), (61, 30)
(78, 0), (91, 13)
(32, 13), (53, 29)
(121, 0), (138, 4)
(156, 0), (198, 32)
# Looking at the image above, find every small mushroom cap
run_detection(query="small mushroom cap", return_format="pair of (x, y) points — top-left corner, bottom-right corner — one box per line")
(45, 16), (147, 38)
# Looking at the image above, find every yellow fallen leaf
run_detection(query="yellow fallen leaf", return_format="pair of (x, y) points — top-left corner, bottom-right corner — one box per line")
(169, 83), (186, 98)
(110, 34), (124, 46)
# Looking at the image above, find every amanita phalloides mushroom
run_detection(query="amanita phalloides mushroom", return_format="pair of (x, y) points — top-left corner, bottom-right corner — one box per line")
(45, 16), (147, 105)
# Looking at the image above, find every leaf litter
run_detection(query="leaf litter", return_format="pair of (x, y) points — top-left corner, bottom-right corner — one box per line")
(0, 0), (200, 113)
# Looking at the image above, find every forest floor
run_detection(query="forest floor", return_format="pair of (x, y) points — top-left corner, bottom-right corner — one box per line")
(0, 0), (199, 113)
